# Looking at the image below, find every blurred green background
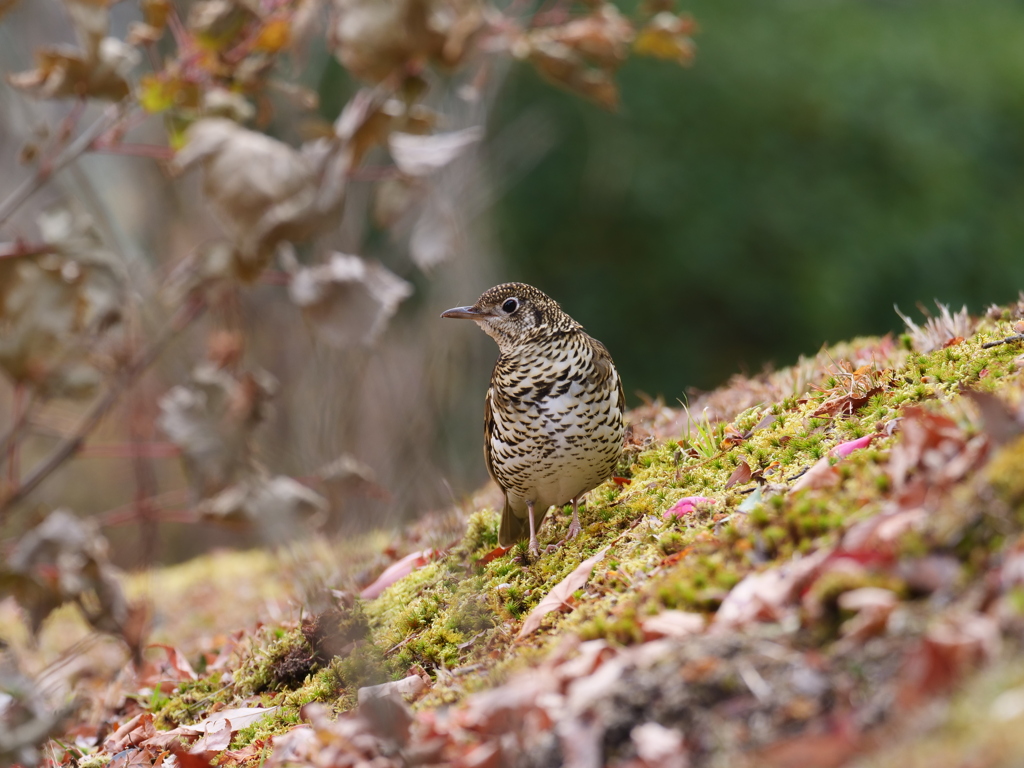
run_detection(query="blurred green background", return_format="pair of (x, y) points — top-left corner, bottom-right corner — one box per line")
(487, 0), (1024, 401)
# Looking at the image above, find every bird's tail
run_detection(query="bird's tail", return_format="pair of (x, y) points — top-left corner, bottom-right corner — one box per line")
(498, 496), (529, 547)
(498, 498), (548, 547)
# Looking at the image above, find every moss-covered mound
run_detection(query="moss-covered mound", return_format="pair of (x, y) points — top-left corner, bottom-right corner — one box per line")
(39, 299), (1024, 767)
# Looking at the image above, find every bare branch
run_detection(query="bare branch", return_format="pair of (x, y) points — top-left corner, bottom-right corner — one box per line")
(0, 104), (123, 229)
(0, 296), (206, 519)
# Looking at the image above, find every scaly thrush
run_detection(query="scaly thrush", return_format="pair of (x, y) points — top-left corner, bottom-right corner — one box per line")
(442, 283), (625, 556)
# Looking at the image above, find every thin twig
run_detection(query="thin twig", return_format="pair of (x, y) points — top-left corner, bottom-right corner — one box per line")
(981, 333), (1024, 349)
(0, 297), (205, 518)
(6, 385), (24, 487)
(0, 104), (123, 229)
(96, 488), (191, 528)
(0, 386), (34, 473)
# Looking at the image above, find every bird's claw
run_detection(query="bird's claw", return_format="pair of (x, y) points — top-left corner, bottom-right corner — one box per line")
(566, 521), (582, 540)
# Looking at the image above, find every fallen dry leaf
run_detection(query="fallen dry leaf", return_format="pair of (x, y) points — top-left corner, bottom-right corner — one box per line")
(360, 549), (440, 600)
(714, 549), (829, 630)
(189, 718), (231, 754)
(725, 460), (752, 489)
(791, 456), (840, 492)
(640, 610), (705, 641)
(357, 674), (427, 704)
(630, 721), (687, 768)
(887, 406), (988, 508)
(837, 587), (898, 642)
(516, 547), (608, 640)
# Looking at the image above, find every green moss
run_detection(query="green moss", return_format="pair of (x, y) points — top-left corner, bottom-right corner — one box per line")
(153, 676), (225, 729)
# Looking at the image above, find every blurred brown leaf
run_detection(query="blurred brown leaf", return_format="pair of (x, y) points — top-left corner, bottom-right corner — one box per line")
(197, 474), (328, 539)
(328, 0), (482, 82)
(8, 0), (137, 101)
(288, 252), (412, 347)
(0, 510), (129, 638)
(725, 459), (752, 489)
(157, 364), (277, 499)
(633, 12), (696, 65)
(887, 406), (988, 507)
(0, 0), (20, 22)
(0, 209), (125, 398)
(187, 0), (254, 51)
(174, 119), (328, 279)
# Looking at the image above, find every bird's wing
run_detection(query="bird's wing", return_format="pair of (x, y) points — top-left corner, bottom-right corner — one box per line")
(588, 336), (626, 412)
(483, 380), (500, 487)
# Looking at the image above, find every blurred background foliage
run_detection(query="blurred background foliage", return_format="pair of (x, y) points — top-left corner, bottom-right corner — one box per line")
(486, 0), (1024, 398)
(3, 0), (1024, 566)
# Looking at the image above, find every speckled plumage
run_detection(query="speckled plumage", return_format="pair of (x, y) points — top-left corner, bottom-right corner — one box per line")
(442, 283), (625, 555)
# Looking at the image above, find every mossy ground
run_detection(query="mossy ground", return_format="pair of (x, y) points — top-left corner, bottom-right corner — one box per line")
(20, 308), (1024, 765)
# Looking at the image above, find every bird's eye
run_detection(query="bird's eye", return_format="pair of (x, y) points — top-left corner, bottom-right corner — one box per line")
(502, 298), (519, 314)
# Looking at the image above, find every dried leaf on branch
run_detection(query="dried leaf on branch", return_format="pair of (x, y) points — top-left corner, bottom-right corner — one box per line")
(288, 253), (412, 347)
(388, 127), (482, 177)
(8, 0), (138, 100)
(197, 474), (328, 538)
(0, 208), (125, 398)
(634, 11), (697, 64)
(157, 364), (277, 499)
(0, 510), (131, 640)
(328, 0), (482, 82)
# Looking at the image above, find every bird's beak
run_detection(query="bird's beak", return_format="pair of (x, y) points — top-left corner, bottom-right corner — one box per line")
(441, 305), (486, 320)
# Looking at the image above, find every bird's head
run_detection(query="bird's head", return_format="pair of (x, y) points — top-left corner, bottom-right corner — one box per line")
(441, 282), (579, 352)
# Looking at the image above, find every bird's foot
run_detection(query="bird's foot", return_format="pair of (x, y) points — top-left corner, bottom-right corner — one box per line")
(528, 536), (541, 559)
(566, 519), (582, 540)
(545, 543), (560, 554)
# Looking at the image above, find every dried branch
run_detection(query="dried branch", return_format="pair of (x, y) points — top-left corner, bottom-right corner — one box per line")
(0, 104), (123, 229)
(0, 297), (206, 519)
(981, 333), (1024, 349)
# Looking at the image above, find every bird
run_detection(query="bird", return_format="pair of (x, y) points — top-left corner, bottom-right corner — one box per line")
(441, 283), (625, 557)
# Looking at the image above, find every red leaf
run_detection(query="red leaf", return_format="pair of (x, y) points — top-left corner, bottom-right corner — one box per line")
(725, 460), (752, 489)
(479, 545), (511, 564)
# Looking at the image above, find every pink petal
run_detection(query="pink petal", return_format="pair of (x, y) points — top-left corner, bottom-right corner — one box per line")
(664, 496), (716, 518)
(830, 434), (876, 459)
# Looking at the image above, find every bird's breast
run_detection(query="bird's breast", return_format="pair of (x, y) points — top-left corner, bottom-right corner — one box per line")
(487, 338), (624, 509)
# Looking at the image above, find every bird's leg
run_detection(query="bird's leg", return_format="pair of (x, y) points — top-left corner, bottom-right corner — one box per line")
(567, 495), (582, 540)
(527, 501), (540, 557)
